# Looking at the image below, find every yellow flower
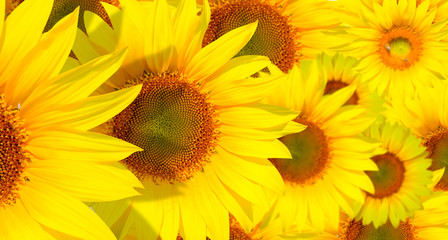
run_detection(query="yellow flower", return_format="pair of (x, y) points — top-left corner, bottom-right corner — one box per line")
(201, 0), (342, 73)
(266, 60), (379, 233)
(390, 81), (448, 192)
(314, 172), (448, 240)
(315, 53), (385, 116)
(356, 120), (432, 228)
(74, 0), (303, 239)
(334, 0), (448, 97)
(0, 0), (144, 239)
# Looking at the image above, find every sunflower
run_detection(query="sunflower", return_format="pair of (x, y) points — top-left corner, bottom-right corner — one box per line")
(74, 0), (304, 239)
(389, 81), (448, 192)
(313, 171), (448, 240)
(199, 0), (343, 73)
(333, 0), (448, 98)
(265, 60), (379, 233)
(354, 120), (432, 228)
(0, 0), (145, 239)
(315, 53), (385, 116)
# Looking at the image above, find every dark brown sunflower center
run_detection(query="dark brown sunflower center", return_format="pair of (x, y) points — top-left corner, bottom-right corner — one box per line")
(203, 0), (300, 73)
(0, 95), (30, 208)
(324, 80), (359, 105)
(269, 118), (329, 186)
(423, 126), (448, 191)
(44, 0), (119, 32)
(340, 220), (416, 240)
(366, 152), (405, 198)
(378, 27), (423, 71)
(110, 72), (219, 183)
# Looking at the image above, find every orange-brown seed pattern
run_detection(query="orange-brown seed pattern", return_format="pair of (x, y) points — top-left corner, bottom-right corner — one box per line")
(110, 72), (219, 184)
(0, 95), (30, 208)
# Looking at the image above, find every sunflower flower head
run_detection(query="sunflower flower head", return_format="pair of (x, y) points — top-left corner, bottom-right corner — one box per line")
(318, 184), (448, 240)
(334, 0), (448, 98)
(73, 0), (305, 239)
(388, 81), (448, 193)
(266, 59), (380, 233)
(356, 120), (433, 228)
(202, 0), (342, 73)
(0, 0), (146, 239)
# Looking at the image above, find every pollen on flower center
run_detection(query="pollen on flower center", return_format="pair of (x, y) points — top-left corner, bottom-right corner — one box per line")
(0, 95), (30, 208)
(324, 80), (359, 105)
(340, 219), (416, 240)
(366, 152), (405, 198)
(378, 27), (423, 71)
(203, 0), (300, 73)
(269, 117), (330, 186)
(109, 72), (219, 183)
(423, 126), (448, 191)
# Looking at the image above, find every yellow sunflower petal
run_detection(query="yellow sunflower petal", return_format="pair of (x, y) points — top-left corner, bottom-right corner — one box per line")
(217, 146), (284, 192)
(22, 48), (128, 116)
(218, 104), (298, 129)
(0, 201), (55, 240)
(27, 161), (141, 202)
(219, 136), (291, 159)
(20, 182), (116, 240)
(5, 8), (79, 107)
(184, 21), (258, 83)
(26, 129), (140, 162)
(0, 0), (52, 78)
(30, 84), (142, 131)
(145, 0), (174, 73)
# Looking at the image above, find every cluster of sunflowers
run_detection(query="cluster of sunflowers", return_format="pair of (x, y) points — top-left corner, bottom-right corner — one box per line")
(3, 0), (448, 239)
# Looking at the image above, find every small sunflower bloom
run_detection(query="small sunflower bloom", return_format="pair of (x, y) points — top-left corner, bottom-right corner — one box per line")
(389, 81), (448, 192)
(333, 0), (448, 97)
(266, 60), (379, 233)
(314, 171), (448, 240)
(356, 120), (432, 228)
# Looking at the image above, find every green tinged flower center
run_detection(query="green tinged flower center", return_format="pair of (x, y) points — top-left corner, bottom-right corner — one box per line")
(389, 38), (412, 58)
(366, 153), (405, 198)
(423, 127), (448, 191)
(341, 220), (416, 240)
(0, 95), (30, 208)
(203, 0), (299, 73)
(270, 118), (329, 186)
(378, 26), (422, 71)
(110, 72), (219, 183)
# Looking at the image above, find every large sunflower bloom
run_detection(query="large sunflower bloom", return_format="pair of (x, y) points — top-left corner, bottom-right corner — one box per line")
(334, 0), (448, 97)
(356, 120), (432, 228)
(390, 81), (448, 192)
(266, 61), (379, 233)
(0, 0), (144, 239)
(200, 0), (342, 73)
(73, 0), (303, 239)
